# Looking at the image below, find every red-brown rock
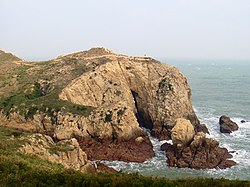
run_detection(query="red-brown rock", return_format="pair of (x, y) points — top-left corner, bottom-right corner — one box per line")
(151, 126), (171, 141)
(79, 135), (155, 163)
(161, 134), (236, 169)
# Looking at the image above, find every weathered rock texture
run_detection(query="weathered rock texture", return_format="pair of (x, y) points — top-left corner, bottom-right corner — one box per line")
(59, 48), (199, 141)
(19, 134), (96, 173)
(171, 118), (195, 149)
(0, 47), (199, 164)
(78, 134), (153, 162)
(219, 115), (239, 133)
(55, 48), (200, 161)
(161, 118), (236, 169)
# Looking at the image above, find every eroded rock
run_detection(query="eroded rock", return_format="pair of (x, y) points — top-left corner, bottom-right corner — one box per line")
(19, 134), (96, 173)
(79, 133), (154, 163)
(161, 132), (236, 169)
(55, 49), (199, 162)
(59, 50), (199, 140)
(171, 118), (195, 149)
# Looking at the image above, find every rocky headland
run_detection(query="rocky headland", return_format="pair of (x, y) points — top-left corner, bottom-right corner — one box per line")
(0, 47), (236, 171)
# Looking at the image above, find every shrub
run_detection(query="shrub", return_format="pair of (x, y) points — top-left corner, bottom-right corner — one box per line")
(25, 106), (38, 119)
(117, 107), (126, 116)
(25, 82), (44, 100)
(105, 111), (112, 122)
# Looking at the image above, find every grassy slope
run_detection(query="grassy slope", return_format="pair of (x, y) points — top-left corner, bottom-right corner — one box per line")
(0, 53), (93, 119)
(0, 126), (249, 187)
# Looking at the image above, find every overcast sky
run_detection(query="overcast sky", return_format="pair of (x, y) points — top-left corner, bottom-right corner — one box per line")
(1, 0), (250, 61)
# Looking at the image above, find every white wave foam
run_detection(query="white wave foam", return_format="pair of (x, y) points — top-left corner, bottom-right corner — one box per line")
(102, 110), (250, 180)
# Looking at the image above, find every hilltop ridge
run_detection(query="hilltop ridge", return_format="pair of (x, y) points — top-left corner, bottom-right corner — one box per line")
(0, 48), (22, 62)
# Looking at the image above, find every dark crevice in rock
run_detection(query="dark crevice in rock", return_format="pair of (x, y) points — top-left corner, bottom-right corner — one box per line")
(131, 90), (153, 130)
(86, 130), (102, 143)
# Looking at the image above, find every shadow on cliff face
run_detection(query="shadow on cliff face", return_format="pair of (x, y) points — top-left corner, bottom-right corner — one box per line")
(131, 90), (153, 130)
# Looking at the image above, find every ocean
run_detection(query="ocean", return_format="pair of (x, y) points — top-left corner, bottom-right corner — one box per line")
(103, 59), (250, 180)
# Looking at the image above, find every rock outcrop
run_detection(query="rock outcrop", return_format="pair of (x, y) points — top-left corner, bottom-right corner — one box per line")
(171, 118), (195, 149)
(194, 123), (209, 134)
(19, 134), (96, 173)
(56, 48), (200, 161)
(59, 48), (199, 140)
(0, 107), (155, 162)
(219, 115), (239, 133)
(0, 47), (201, 164)
(161, 118), (236, 169)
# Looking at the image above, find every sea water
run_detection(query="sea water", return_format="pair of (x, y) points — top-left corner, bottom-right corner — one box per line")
(103, 59), (250, 180)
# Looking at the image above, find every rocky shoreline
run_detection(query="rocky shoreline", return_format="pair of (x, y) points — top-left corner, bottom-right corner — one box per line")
(0, 48), (236, 172)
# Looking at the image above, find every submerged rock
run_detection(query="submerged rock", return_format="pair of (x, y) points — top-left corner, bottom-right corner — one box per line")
(219, 115), (239, 133)
(241, 120), (246, 123)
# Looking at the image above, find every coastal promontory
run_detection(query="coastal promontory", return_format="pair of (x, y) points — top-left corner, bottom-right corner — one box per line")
(0, 47), (235, 170)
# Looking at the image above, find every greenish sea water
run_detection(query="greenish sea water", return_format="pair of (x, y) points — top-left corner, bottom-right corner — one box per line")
(103, 59), (250, 180)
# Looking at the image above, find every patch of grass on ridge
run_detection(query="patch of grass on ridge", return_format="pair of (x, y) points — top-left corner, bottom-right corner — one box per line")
(0, 84), (94, 119)
(0, 57), (93, 119)
(0, 53), (20, 62)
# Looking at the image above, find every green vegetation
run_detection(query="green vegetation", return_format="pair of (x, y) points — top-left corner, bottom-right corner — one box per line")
(0, 88), (94, 120)
(105, 111), (113, 122)
(0, 53), (20, 62)
(63, 57), (78, 64)
(168, 83), (173, 91)
(2, 167), (249, 187)
(117, 107), (127, 116)
(24, 106), (38, 119)
(115, 90), (122, 96)
(0, 126), (66, 185)
(0, 54), (93, 123)
(49, 141), (74, 156)
(72, 65), (87, 76)
(158, 78), (174, 94)
(25, 82), (44, 100)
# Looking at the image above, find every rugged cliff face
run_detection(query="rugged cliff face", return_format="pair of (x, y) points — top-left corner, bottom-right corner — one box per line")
(57, 48), (199, 161)
(0, 47), (200, 165)
(59, 48), (199, 140)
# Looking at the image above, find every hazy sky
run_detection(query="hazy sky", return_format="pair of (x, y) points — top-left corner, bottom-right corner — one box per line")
(1, 0), (250, 61)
